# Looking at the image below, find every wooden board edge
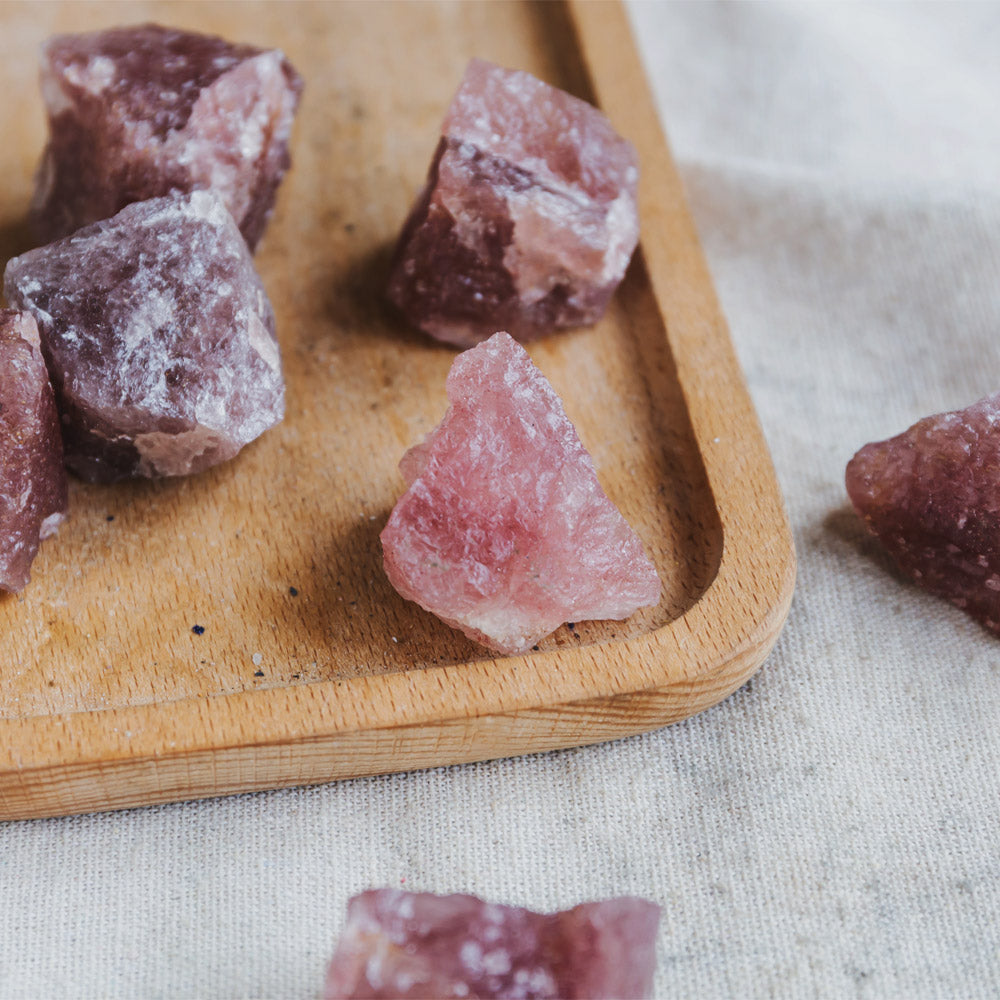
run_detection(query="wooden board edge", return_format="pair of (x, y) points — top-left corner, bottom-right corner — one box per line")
(566, 1), (798, 629)
(0, 594), (786, 820)
(0, 530), (795, 783)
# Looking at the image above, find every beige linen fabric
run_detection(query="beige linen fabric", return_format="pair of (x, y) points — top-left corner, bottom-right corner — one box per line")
(2, 3), (999, 997)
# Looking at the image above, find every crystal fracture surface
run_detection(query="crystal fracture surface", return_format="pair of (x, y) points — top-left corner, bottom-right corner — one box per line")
(0, 310), (67, 593)
(324, 890), (661, 1000)
(387, 59), (639, 347)
(32, 22), (302, 250)
(846, 393), (1000, 633)
(381, 333), (660, 654)
(5, 191), (284, 484)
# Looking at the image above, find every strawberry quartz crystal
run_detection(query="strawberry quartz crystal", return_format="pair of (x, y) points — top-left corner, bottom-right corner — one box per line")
(387, 59), (639, 347)
(323, 889), (661, 1000)
(31, 23), (302, 250)
(4, 191), (284, 484)
(846, 392), (1000, 633)
(0, 310), (67, 593)
(380, 332), (660, 654)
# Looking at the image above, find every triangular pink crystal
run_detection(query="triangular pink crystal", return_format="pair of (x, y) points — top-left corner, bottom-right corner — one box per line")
(381, 332), (661, 654)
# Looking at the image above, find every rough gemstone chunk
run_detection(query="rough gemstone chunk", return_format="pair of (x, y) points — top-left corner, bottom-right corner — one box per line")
(324, 889), (661, 1000)
(5, 191), (284, 484)
(380, 332), (661, 654)
(0, 310), (68, 593)
(846, 392), (1000, 633)
(31, 22), (303, 250)
(387, 59), (639, 348)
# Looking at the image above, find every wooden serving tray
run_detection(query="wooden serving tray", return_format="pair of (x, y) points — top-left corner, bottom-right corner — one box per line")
(0, 1), (795, 820)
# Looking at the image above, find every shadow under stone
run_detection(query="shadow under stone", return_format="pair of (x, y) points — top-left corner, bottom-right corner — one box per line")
(0, 216), (36, 288)
(822, 503), (909, 584)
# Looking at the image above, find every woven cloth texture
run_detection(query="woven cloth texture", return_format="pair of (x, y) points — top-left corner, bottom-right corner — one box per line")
(3, 3), (1000, 997)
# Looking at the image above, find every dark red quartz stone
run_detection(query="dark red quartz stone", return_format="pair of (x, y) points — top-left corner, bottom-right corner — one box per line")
(846, 392), (1000, 633)
(5, 191), (285, 484)
(0, 309), (68, 593)
(323, 889), (661, 1000)
(387, 59), (640, 347)
(31, 22), (302, 250)
(380, 333), (661, 654)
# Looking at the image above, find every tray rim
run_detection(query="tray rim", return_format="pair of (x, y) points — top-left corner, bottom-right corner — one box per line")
(0, 0), (796, 819)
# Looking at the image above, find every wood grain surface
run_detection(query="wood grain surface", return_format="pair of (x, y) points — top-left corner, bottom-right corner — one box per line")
(0, 0), (795, 820)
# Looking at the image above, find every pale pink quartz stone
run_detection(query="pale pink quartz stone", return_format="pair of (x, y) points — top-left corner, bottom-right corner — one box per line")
(380, 332), (661, 653)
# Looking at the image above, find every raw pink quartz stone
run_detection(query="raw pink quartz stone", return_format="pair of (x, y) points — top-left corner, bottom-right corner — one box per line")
(846, 392), (1000, 633)
(387, 59), (639, 347)
(323, 890), (661, 1000)
(0, 310), (68, 593)
(31, 22), (302, 250)
(380, 332), (661, 653)
(4, 191), (284, 484)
